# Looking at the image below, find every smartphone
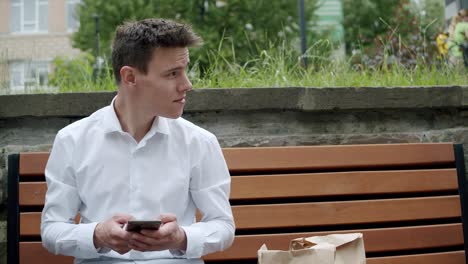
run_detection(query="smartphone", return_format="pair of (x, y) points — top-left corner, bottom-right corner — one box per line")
(125, 220), (161, 232)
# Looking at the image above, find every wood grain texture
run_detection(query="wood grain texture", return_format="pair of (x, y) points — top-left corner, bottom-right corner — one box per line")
(19, 152), (49, 176)
(19, 169), (458, 205)
(20, 226), (464, 263)
(205, 224), (463, 260)
(19, 182), (47, 206)
(223, 144), (455, 173)
(232, 196), (461, 229)
(20, 243), (73, 264)
(231, 169), (458, 200)
(23, 144), (456, 175)
(21, 196), (461, 236)
(366, 251), (465, 264)
(16, 144), (463, 264)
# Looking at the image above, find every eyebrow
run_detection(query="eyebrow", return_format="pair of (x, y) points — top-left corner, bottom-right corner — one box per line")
(163, 61), (190, 73)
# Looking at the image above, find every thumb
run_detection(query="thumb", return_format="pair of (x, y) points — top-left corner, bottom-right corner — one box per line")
(112, 213), (134, 224)
(160, 213), (177, 224)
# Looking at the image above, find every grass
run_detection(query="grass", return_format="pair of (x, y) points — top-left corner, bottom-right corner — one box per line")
(188, 43), (467, 89)
(2, 42), (467, 94)
(191, 59), (467, 89)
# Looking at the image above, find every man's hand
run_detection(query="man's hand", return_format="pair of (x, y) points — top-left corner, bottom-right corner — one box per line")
(93, 214), (133, 254)
(128, 214), (187, 252)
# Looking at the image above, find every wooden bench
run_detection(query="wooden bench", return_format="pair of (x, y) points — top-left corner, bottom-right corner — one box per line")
(7, 143), (468, 264)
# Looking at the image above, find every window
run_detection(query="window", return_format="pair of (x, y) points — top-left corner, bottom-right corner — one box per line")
(67, 0), (81, 31)
(9, 61), (50, 93)
(10, 0), (48, 33)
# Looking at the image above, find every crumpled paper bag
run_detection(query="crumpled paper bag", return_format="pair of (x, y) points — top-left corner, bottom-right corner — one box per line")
(258, 233), (366, 264)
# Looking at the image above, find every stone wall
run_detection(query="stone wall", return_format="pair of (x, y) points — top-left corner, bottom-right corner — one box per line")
(0, 86), (467, 261)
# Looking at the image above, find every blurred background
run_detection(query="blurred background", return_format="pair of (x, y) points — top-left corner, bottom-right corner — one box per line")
(0, 0), (467, 94)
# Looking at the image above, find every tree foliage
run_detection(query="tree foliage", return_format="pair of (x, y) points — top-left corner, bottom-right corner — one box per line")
(72, 0), (320, 68)
(343, 0), (444, 49)
(416, 0), (445, 38)
(343, 0), (446, 68)
(342, 0), (401, 52)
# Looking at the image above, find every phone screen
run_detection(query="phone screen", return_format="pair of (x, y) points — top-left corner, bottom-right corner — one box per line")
(125, 220), (161, 232)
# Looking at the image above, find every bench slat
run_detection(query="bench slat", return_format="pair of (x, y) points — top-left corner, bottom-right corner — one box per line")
(19, 144), (455, 176)
(366, 251), (465, 264)
(223, 144), (455, 173)
(19, 152), (49, 176)
(233, 196), (461, 229)
(19, 242), (465, 264)
(21, 213), (79, 236)
(19, 224), (464, 262)
(19, 182), (48, 206)
(204, 223), (463, 260)
(21, 212), (41, 236)
(231, 169), (458, 200)
(20, 196), (461, 236)
(19, 169), (458, 206)
(20, 242), (74, 264)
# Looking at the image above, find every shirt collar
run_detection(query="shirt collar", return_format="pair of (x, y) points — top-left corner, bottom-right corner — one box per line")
(102, 96), (170, 136)
(148, 115), (170, 137)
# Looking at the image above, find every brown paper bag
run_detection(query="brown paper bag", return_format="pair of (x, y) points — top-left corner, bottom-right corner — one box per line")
(258, 233), (366, 264)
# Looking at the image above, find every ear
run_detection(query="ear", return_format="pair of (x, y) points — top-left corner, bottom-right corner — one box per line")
(120, 66), (137, 87)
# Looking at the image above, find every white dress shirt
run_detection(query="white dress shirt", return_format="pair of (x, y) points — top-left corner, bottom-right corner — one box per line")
(41, 99), (235, 263)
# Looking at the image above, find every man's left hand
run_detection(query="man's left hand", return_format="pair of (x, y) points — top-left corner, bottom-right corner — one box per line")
(128, 213), (187, 252)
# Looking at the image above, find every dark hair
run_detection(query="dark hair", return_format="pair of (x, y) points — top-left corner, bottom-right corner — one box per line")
(111, 18), (202, 83)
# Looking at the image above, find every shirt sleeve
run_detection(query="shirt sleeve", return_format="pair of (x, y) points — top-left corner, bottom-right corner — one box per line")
(41, 131), (102, 259)
(180, 134), (235, 258)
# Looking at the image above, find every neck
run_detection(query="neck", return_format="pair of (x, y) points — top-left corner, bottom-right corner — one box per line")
(114, 92), (156, 143)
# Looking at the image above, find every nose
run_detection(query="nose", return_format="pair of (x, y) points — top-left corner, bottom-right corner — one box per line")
(178, 72), (192, 92)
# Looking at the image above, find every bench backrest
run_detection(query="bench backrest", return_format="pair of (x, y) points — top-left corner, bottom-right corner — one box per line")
(8, 143), (468, 264)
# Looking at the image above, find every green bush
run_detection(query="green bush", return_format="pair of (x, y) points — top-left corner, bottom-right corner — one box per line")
(49, 53), (115, 92)
(49, 40), (467, 92)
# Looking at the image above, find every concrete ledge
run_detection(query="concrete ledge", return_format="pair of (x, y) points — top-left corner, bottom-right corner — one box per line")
(0, 86), (467, 118)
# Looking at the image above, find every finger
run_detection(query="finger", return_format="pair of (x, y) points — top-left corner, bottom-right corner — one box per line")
(153, 221), (178, 238)
(160, 213), (177, 224)
(129, 239), (152, 251)
(131, 232), (160, 245)
(113, 214), (135, 224)
(111, 226), (132, 240)
(129, 238), (169, 252)
(115, 246), (131, 255)
(139, 228), (165, 238)
(110, 237), (131, 247)
(110, 243), (130, 254)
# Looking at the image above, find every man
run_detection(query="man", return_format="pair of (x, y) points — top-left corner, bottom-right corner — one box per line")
(41, 18), (235, 263)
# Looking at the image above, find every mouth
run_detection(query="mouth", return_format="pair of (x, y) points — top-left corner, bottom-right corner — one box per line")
(173, 97), (186, 103)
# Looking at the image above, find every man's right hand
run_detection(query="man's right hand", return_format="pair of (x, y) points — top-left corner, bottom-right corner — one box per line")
(93, 214), (133, 254)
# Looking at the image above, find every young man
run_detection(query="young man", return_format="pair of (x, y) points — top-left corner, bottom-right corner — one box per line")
(41, 19), (235, 263)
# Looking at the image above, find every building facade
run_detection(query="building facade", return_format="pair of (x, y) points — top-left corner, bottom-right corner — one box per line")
(315, 0), (345, 58)
(0, 0), (82, 94)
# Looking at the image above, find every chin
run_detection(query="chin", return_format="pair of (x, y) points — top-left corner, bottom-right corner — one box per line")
(163, 112), (183, 119)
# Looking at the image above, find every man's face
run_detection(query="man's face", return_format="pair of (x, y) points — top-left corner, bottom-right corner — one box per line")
(133, 47), (192, 119)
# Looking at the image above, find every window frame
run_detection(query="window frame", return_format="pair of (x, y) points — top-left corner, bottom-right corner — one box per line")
(9, 60), (51, 92)
(66, 0), (81, 32)
(10, 0), (49, 34)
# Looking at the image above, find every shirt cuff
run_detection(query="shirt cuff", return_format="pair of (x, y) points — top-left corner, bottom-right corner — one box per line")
(175, 225), (204, 259)
(75, 222), (102, 258)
